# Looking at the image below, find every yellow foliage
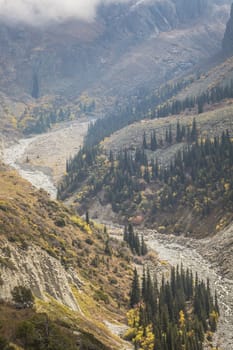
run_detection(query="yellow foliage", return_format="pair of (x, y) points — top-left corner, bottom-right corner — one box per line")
(10, 116), (18, 128)
(70, 215), (92, 234)
(140, 324), (155, 350)
(158, 226), (166, 233)
(127, 308), (140, 328)
(126, 308), (154, 350)
(179, 310), (185, 329)
(124, 327), (137, 341)
(209, 310), (219, 322)
(134, 326), (144, 343)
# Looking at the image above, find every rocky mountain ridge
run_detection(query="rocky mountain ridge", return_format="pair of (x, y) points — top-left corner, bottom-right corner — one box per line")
(222, 2), (233, 52)
(0, 1), (230, 107)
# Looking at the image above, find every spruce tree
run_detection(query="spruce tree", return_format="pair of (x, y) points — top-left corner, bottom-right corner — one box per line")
(130, 268), (140, 307)
(31, 73), (39, 99)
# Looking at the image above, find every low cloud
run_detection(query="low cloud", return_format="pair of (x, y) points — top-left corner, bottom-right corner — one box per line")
(0, 0), (129, 25)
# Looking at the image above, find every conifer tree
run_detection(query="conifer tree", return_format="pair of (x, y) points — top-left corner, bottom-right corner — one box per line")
(130, 268), (140, 307)
(143, 132), (148, 149)
(32, 73), (39, 99)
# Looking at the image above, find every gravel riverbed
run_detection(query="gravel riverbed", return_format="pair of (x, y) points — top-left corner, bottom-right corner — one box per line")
(145, 231), (233, 350)
(2, 122), (233, 350)
(2, 119), (89, 199)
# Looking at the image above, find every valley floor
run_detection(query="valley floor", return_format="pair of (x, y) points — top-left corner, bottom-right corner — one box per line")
(2, 118), (90, 198)
(108, 225), (233, 350)
(145, 230), (233, 350)
(1, 118), (233, 350)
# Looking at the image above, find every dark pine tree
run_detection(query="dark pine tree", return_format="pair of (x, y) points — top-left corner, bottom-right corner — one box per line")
(130, 268), (140, 307)
(31, 73), (39, 99)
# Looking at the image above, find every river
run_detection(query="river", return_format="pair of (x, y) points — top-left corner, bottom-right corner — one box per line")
(145, 231), (233, 350)
(2, 119), (90, 199)
(2, 123), (233, 350)
(2, 136), (58, 199)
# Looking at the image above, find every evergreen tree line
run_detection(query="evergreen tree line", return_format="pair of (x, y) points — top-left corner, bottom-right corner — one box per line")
(124, 224), (148, 256)
(23, 108), (70, 135)
(154, 79), (233, 119)
(104, 129), (233, 215)
(85, 80), (192, 147)
(142, 118), (198, 151)
(58, 121), (233, 219)
(128, 265), (219, 350)
(57, 146), (100, 200)
(84, 77), (233, 148)
(155, 129), (233, 212)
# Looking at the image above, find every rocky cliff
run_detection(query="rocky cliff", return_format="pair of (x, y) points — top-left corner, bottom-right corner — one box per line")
(0, 0), (229, 105)
(222, 3), (233, 52)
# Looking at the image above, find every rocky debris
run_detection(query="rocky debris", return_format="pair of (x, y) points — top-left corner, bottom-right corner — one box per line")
(104, 321), (133, 350)
(199, 222), (233, 280)
(0, 242), (83, 311)
(144, 229), (233, 350)
(2, 119), (90, 198)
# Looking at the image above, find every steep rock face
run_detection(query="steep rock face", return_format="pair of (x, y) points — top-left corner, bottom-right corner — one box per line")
(0, 0), (229, 104)
(0, 242), (82, 310)
(222, 3), (233, 52)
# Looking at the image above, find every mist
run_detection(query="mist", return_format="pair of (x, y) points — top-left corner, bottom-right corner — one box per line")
(0, 0), (130, 25)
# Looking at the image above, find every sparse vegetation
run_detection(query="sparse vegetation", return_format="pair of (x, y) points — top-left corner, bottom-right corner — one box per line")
(11, 286), (34, 308)
(0, 163), (134, 350)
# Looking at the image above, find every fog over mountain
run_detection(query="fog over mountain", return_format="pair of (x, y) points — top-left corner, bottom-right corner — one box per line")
(0, 0), (231, 116)
(0, 0), (130, 24)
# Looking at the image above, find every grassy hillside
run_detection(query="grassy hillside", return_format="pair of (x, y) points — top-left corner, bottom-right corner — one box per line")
(0, 162), (135, 350)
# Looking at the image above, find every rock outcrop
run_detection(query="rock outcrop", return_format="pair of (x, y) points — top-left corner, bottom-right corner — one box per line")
(0, 242), (83, 310)
(222, 3), (233, 53)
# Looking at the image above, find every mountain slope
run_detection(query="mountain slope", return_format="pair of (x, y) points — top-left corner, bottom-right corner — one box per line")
(0, 162), (134, 350)
(0, 0), (230, 137)
(222, 2), (233, 52)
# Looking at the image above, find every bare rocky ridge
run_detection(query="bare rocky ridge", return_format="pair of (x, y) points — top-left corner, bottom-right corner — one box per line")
(0, 242), (82, 311)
